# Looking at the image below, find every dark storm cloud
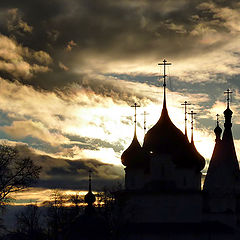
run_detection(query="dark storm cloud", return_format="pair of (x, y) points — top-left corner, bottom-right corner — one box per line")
(1, 0), (239, 92)
(15, 144), (124, 190)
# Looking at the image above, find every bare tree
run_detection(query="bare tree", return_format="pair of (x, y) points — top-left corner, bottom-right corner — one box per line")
(68, 193), (84, 215)
(15, 204), (46, 240)
(0, 145), (41, 205)
(44, 191), (70, 240)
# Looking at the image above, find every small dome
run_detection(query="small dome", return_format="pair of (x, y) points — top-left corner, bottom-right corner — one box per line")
(84, 191), (96, 205)
(121, 134), (146, 169)
(143, 103), (205, 171)
(224, 107), (233, 116)
(214, 124), (222, 138)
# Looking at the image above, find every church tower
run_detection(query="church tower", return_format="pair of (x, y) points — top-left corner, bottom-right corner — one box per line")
(204, 89), (240, 218)
(204, 89), (240, 195)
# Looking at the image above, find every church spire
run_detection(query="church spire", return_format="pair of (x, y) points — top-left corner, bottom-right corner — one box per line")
(88, 169), (92, 193)
(214, 114), (222, 142)
(84, 170), (96, 206)
(204, 89), (239, 194)
(223, 89), (233, 129)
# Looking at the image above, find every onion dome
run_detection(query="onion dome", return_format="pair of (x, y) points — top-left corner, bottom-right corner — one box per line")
(85, 191), (96, 205)
(224, 107), (233, 128)
(143, 100), (205, 171)
(121, 133), (146, 169)
(121, 103), (147, 169)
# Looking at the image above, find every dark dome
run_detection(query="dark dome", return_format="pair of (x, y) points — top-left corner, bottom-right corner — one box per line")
(224, 107), (233, 116)
(214, 124), (222, 136)
(143, 102), (205, 171)
(85, 191), (96, 205)
(121, 134), (146, 169)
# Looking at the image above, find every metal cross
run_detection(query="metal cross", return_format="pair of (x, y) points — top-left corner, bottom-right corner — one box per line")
(188, 110), (197, 143)
(224, 89), (233, 108)
(158, 59), (172, 101)
(131, 103), (140, 134)
(141, 111), (149, 135)
(181, 101), (191, 136)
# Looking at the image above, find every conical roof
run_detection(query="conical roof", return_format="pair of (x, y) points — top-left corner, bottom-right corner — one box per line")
(143, 101), (205, 171)
(221, 106), (239, 180)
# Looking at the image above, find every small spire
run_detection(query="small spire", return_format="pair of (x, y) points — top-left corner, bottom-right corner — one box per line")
(223, 89), (233, 129)
(188, 110), (197, 143)
(224, 89), (233, 109)
(158, 59), (172, 106)
(214, 114), (222, 141)
(216, 114), (220, 124)
(88, 169), (92, 192)
(181, 101), (191, 137)
(84, 169), (96, 206)
(131, 103), (140, 136)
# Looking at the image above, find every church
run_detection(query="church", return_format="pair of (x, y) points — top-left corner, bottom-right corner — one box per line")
(117, 60), (240, 239)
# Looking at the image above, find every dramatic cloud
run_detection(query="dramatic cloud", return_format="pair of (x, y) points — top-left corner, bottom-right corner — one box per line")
(13, 144), (124, 191)
(0, 0), (240, 199)
(7, 8), (33, 34)
(0, 34), (52, 79)
(0, 120), (69, 146)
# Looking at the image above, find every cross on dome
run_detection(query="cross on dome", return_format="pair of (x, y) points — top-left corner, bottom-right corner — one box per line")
(131, 103), (140, 135)
(181, 101), (191, 137)
(188, 110), (197, 143)
(224, 89), (233, 109)
(158, 59), (172, 104)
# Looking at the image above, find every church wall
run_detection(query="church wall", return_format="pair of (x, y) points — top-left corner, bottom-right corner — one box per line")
(125, 168), (148, 190)
(149, 154), (202, 191)
(119, 192), (203, 223)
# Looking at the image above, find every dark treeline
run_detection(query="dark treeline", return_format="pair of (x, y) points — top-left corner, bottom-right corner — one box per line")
(0, 188), (120, 240)
(0, 144), (122, 240)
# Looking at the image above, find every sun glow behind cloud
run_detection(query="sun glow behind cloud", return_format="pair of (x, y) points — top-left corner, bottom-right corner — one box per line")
(1, 0), (240, 204)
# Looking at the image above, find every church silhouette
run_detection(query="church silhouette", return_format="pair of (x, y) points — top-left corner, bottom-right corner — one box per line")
(117, 60), (240, 239)
(68, 60), (240, 240)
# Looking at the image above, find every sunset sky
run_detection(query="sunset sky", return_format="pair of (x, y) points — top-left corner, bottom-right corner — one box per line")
(1, 0), (240, 204)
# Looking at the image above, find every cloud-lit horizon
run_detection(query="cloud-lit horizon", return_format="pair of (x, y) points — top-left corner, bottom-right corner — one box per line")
(1, 0), (240, 203)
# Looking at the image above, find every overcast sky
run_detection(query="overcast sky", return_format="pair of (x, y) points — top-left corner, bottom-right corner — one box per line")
(1, 0), (240, 202)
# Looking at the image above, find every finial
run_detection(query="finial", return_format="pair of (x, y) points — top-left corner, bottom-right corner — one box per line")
(131, 103), (140, 136)
(216, 114), (220, 125)
(181, 101), (191, 137)
(214, 114), (222, 141)
(188, 110), (197, 143)
(224, 89), (233, 109)
(88, 169), (92, 192)
(158, 59), (172, 105)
